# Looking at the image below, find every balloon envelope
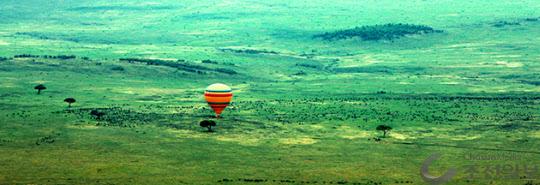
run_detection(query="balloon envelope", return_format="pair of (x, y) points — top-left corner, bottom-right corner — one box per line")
(204, 83), (233, 117)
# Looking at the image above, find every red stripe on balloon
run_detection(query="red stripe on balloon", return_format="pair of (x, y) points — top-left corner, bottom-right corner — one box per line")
(204, 93), (233, 97)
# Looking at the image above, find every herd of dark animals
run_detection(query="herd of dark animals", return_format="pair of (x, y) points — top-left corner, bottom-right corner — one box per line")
(217, 177), (394, 185)
(33, 82), (399, 137)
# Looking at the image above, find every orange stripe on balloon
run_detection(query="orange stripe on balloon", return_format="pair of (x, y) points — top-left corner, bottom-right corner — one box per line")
(205, 96), (232, 103)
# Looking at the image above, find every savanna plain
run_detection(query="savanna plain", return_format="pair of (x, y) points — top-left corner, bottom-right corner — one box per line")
(0, 0), (539, 184)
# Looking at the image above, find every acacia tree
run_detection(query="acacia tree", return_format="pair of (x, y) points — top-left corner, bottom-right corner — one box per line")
(376, 125), (392, 137)
(200, 120), (216, 132)
(64, 98), (76, 108)
(34, 84), (46, 94)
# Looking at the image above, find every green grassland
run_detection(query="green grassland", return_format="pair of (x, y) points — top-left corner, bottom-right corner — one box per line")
(1, 0), (540, 184)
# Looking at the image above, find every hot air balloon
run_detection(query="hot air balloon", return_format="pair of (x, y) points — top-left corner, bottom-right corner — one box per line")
(204, 83), (233, 118)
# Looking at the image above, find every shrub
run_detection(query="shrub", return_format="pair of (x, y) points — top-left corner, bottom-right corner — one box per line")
(201, 59), (218, 64)
(492, 21), (520, 27)
(293, 71), (307, 76)
(295, 63), (320, 69)
(14, 54), (40, 58)
(215, 68), (237, 75)
(110, 66), (125, 71)
(90, 110), (106, 120)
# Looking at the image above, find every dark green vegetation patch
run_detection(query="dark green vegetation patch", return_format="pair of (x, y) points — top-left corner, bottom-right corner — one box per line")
(119, 58), (237, 75)
(241, 95), (539, 124)
(66, 5), (175, 11)
(332, 66), (425, 74)
(314, 23), (442, 41)
(219, 48), (279, 55)
(14, 54), (76, 60)
(57, 107), (186, 128)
